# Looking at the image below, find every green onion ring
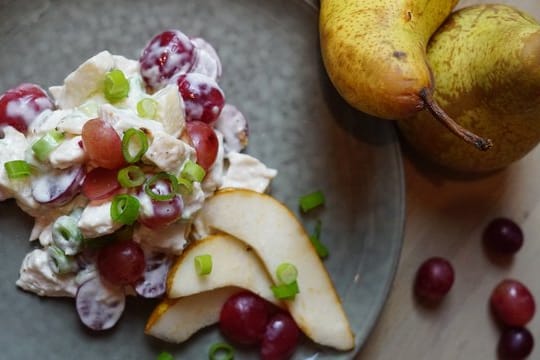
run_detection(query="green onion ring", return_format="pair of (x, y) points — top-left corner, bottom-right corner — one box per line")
(177, 176), (194, 196)
(110, 194), (140, 225)
(117, 165), (145, 188)
(271, 281), (300, 300)
(47, 245), (77, 274)
(276, 262), (298, 285)
(181, 160), (206, 183)
(208, 342), (234, 360)
(4, 160), (31, 179)
(194, 254), (213, 276)
(144, 172), (179, 201)
(299, 190), (325, 213)
(32, 130), (64, 162)
(137, 98), (158, 119)
(104, 69), (130, 103)
(122, 128), (149, 163)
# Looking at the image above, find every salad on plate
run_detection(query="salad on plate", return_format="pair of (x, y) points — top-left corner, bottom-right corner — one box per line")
(0, 29), (353, 359)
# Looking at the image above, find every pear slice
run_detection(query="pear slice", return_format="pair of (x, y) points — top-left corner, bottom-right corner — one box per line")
(145, 286), (238, 343)
(167, 234), (282, 306)
(195, 189), (355, 351)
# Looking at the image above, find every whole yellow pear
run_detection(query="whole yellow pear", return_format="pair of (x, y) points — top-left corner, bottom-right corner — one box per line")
(398, 4), (540, 173)
(319, 0), (490, 150)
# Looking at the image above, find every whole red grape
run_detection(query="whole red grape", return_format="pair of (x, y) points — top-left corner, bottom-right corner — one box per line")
(483, 218), (524, 254)
(498, 327), (534, 360)
(414, 257), (455, 303)
(97, 240), (145, 286)
(490, 279), (535, 327)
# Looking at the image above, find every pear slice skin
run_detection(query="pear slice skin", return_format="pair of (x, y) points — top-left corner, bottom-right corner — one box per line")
(145, 286), (239, 343)
(167, 234), (283, 306)
(195, 189), (355, 351)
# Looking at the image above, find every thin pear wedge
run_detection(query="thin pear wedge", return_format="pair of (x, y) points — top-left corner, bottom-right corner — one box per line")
(320, 0), (491, 150)
(167, 233), (283, 306)
(195, 189), (354, 351)
(145, 286), (239, 343)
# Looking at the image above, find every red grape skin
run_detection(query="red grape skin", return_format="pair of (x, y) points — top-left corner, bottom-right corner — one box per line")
(139, 30), (196, 91)
(498, 327), (534, 360)
(261, 312), (300, 360)
(97, 240), (146, 286)
(414, 257), (455, 303)
(82, 118), (125, 169)
(82, 167), (120, 200)
(0, 83), (53, 133)
(490, 279), (536, 327)
(483, 218), (524, 254)
(186, 121), (218, 171)
(176, 73), (225, 125)
(219, 291), (273, 345)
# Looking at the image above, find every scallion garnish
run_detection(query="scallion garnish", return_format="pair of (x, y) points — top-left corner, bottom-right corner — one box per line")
(156, 351), (174, 360)
(299, 190), (325, 213)
(110, 194), (140, 225)
(194, 254), (213, 276)
(177, 177), (194, 195)
(104, 69), (130, 103)
(122, 128), (149, 163)
(276, 262), (298, 285)
(52, 215), (83, 256)
(309, 220), (329, 259)
(144, 172), (179, 201)
(271, 281), (300, 300)
(47, 245), (77, 274)
(4, 160), (31, 179)
(208, 342), (234, 360)
(118, 165), (145, 188)
(137, 98), (158, 119)
(181, 160), (205, 182)
(31, 130), (64, 161)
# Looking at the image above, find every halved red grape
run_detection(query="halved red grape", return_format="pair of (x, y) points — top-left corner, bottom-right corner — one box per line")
(134, 252), (172, 298)
(138, 190), (183, 229)
(490, 279), (535, 327)
(82, 167), (120, 200)
(0, 83), (53, 133)
(97, 240), (146, 286)
(75, 276), (125, 331)
(483, 218), (524, 254)
(139, 30), (196, 91)
(414, 257), (455, 303)
(31, 166), (85, 206)
(261, 312), (300, 360)
(81, 118), (125, 170)
(190, 37), (222, 81)
(219, 291), (273, 345)
(186, 121), (218, 171)
(214, 104), (249, 153)
(498, 327), (534, 360)
(176, 73), (225, 124)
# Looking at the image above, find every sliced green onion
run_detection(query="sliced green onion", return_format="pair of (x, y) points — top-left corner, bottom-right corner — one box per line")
(104, 69), (130, 103)
(177, 177), (193, 195)
(52, 215), (83, 256)
(4, 160), (31, 179)
(144, 172), (179, 201)
(118, 165), (145, 188)
(31, 130), (64, 161)
(299, 190), (325, 213)
(122, 128), (149, 163)
(181, 160), (205, 183)
(276, 262), (298, 285)
(194, 254), (213, 276)
(156, 351), (174, 360)
(47, 245), (77, 274)
(137, 98), (158, 119)
(208, 342), (234, 360)
(271, 281), (300, 300)
(309, 220), (329, 259)
(110, 194), (140, 225)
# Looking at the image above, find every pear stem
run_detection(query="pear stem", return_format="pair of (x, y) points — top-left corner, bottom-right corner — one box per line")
(420, 88), (492, 151)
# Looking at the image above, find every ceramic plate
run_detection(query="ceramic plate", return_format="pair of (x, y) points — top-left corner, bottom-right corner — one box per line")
(0, 0), (405, 358)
